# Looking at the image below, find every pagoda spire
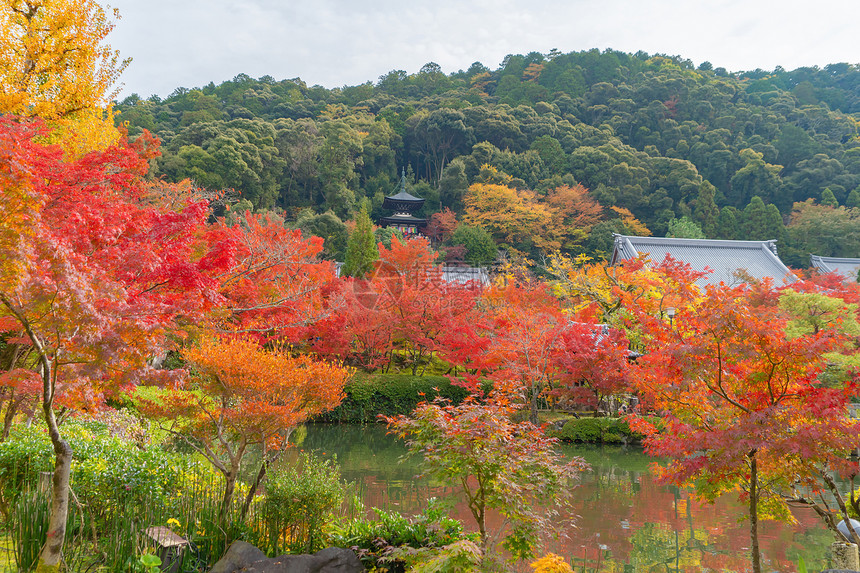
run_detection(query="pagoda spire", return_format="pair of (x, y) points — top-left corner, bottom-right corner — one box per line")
(381, 167), (427, 236)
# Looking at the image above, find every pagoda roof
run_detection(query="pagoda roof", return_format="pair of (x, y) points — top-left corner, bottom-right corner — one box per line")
(810, 255), (860, 281)
(380, 213), (427, 226)
(384, 190), (425, 204)
(383, 168), (425, 208)
(611, 234), (795, 287)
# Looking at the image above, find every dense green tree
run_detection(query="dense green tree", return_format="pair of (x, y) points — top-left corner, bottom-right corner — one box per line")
(319, 120), (363, 217)
(407, 108), (473, 182)
(666, 216), (705, 239)
(729, 149), (784, 210)
(530, 135), (567, 175)
(296, 209), (348, 261)
(717, 207), (740, 240)
(342, 204), (379, 277)
(694, 181), (721, 237)
(451, 224), (497, 266)
(774, 124), (821, 173)
(786, 200), (860, 260)
(821, 188), (839, 207)
(438, 158), (469, 210)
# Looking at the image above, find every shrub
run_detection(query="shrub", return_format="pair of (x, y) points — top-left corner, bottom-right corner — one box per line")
(530, 553), (574, 573)
(0, 425), (53, 518)
(331, 502), (475, 573)
(260, 452), (351, 555)
(551, 417), (655, 444)
(314, 374), (486, 423)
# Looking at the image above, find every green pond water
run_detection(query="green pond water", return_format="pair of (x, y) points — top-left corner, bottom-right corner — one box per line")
(296, 423), (837, 573)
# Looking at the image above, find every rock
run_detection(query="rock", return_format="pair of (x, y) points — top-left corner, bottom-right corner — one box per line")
(240, 547), (363, 573)
(831, 541), (860, 571)
(209, 541), (267, 573)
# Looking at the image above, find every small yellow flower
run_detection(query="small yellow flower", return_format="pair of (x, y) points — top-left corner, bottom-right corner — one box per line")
(167, 518), (181, 530)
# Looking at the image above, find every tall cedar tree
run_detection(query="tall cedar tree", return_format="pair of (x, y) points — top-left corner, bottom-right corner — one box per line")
(342, 204), (379, 278)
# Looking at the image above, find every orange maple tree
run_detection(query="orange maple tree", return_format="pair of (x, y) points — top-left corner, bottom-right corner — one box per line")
(136, 336), (351, 517)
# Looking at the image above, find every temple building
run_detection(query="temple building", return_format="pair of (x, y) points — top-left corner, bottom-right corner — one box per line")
(810, 255), (860, 282)
(380, 170), (426, 236)
(611, 234), (795, 287)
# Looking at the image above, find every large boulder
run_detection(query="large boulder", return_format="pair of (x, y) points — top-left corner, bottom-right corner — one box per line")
(208, 543), (363, 573)
(209, 541), (267, 573)
(240, 547), (363, 573)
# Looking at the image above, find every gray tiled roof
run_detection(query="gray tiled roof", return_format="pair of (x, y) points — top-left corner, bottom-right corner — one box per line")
(810, 255), (860, 281)
(611, 235), (795, 287)
(334, 261), (490, 285)
(441, 265), (490, 286)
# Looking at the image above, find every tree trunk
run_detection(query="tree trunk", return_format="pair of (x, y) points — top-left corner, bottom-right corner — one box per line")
(529, 388), (539, 425)
(37, 396), (72, 571)
(220, 470), (237, 520)
(1, 394), (16, 441)
(241, 462), (266, 521)
(748, 450), (761, 573)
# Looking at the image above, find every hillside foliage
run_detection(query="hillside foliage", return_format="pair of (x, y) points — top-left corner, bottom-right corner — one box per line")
(116, 50), (860, 266)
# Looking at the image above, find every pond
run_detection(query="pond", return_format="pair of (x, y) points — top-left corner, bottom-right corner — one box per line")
(297, 423), (836, 573)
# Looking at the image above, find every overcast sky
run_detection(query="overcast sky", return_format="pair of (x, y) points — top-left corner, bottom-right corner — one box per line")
(108, 0), (859, 100)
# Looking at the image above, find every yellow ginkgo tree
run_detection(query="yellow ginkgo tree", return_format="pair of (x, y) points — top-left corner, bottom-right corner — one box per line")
(0, 0), (129, 154)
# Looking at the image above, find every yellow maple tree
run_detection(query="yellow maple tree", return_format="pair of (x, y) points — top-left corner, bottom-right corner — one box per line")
(463, 181), (557, 251)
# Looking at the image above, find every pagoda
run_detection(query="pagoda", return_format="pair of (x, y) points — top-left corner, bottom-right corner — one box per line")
(380, 169), (426, 236)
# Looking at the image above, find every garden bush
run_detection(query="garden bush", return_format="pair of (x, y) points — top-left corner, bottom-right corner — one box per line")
(314, 374), (488, 422)
(259, 452), (352, 555)
(551, 417), (655, 444)
(0, 425), (54, 518)
(0, 416), (243, 572)
(330, 501), (476, 573)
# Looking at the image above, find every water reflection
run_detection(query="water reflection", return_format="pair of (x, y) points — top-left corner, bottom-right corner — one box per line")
(297, 424), (834, 572)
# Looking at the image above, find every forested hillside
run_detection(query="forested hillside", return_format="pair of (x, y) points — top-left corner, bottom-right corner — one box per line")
(115, 49), (860, 268)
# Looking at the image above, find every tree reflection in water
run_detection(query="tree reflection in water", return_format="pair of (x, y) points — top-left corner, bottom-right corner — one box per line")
(295, 424), (833, 572)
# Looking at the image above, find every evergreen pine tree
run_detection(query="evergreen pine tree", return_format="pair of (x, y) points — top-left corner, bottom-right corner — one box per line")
(741, 196), (769, 240)
(820, 187), (839, 207)
(847, 187), (860, 209)
(717, 207), (739, 240)
(693, 181), (720, 238)
(763, 203), (787, 242)
(342, 203), (379, 278)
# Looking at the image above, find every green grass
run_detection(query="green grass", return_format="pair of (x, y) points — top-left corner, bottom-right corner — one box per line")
(0, 535), (15, 573)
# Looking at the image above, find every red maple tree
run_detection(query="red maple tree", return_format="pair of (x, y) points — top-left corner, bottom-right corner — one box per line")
(0, 118), (224, 566)
(630, 283), (860, 573)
